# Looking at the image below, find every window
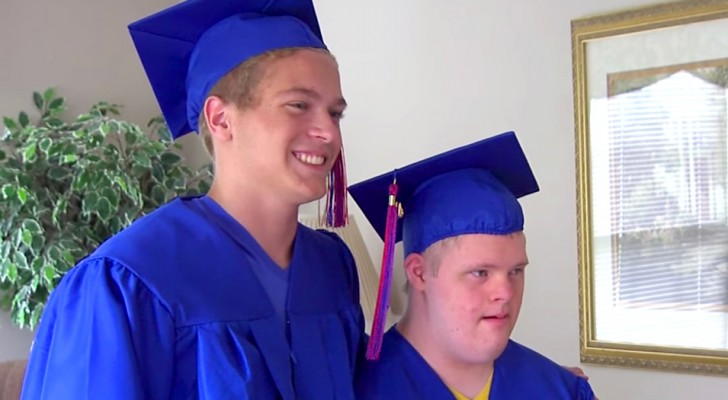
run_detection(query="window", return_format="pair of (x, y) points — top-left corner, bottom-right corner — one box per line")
(593, 66), (728, 349)
(572, 1), (728, 375)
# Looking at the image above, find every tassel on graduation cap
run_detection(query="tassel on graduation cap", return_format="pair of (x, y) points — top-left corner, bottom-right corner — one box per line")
(324, 148), (348, 228)
(366, 177), (401, 360)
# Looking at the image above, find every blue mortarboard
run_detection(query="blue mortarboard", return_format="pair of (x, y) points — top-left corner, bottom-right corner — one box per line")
(128, 0), (326, 139)
(348, 131), (539, 359)
(349, 131), (539, 255)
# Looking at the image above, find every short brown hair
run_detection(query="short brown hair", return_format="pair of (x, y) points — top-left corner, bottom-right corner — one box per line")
(421, 236), (460, 276)
(196, 47), (332, 158)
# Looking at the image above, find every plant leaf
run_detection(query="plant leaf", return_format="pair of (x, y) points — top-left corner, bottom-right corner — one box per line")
(23, 144), (37, 162)
(124, 129), (138, 145)
(49, 97), (64, 111)
(62, 251), (75, 266)
(151, 185), (166, 205)
(31, 235), (45, 256)
(72, 170), (89, 189)
(46, 118), (64, 128)
(18, 112), (29, 128)
(14, 230), (23, 248)
(14, 252), (28, 270)
(17, 187), (28, 204)
(30, 304), (43, 330)
(198, 179), (211, 194)
(82, 192), (99, 216)
(47, 245), (62, 261)
(133, 152), (151, 169)
(95, 196), (112, 221)
(31, 258), (44, 273)
(1, 184), (15, 199)
(38, 137), (52, 153)
(22, 218), (42, 233)
(0, 242), (10, 261)
(43, 88), (55, 103)
(12, 302), (26, 328)
(73, 129), (88, 139)
(0, 258), (9, 280)
(22, 230), (33, 248)
(48, 167), (70, 180)
(131, 165), (147, 178)
(160, 152), (181, 167)
(30, 275), (40, 293)
(6, 263), (18, 283)
(102, 187), (119, 208)
(42, 265), (56, 287)
(33, 92), (44, 110)
(48, 142), (64, 158)
(3, 117), (18, 134)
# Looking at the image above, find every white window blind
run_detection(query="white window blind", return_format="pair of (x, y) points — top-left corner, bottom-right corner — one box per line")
(592, 71), (728, 349)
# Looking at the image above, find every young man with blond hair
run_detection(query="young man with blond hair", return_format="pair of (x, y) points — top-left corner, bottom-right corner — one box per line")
(22, 1), (363, 398)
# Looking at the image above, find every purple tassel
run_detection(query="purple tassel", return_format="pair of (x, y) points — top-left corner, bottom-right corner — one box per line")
(324, 149), (348, 228)
(366, 181), (399, 360)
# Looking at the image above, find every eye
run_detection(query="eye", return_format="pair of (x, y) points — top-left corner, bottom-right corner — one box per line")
(470, 270), (488, 278)
(509, 268), (525, 276)
(329, 109), (346, 121)
(287, 102), (308, 111)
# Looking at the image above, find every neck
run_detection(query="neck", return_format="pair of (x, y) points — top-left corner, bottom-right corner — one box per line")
(397, 304), (493, 398)
(207, 174), (299, 268)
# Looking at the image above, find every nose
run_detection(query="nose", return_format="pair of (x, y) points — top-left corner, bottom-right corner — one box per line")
(488, 275), (514, 303)
(310, 110), (341, 144)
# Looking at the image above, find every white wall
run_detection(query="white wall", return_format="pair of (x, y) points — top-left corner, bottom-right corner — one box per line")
(313, 0), (728, 399)
(2, 0), (728, 398)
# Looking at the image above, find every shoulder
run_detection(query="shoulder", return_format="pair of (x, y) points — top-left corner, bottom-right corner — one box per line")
(498, 340), (572, 374)
(300, 226), (353, 257)
(42, 256), (173, 329)
(66, 197), (224, 315)
(86, 196), (218, 279)
(500, 340), (571, 370)
(496, 340), (596, 399)
(92, 198), (203, 258)
(355, 329), (435, 399)
(299, 225), (358, 283)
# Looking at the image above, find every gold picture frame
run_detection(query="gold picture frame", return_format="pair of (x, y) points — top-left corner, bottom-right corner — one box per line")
(572, 0), (728, 375)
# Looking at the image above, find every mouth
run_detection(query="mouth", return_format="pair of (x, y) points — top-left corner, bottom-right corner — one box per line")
(293, 151), (326, 166)
(482, 313), (509, 322)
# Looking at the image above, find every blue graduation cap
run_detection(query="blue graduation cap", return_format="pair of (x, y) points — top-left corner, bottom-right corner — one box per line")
(348, 131), (540, 359)
(128, 0), (326, 139)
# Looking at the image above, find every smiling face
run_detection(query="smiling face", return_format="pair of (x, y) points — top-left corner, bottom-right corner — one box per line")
(420, 232), (528, 367)
(211, 48), (346, 205)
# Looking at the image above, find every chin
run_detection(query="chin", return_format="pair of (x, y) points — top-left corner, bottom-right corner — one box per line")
(295, 185), (327, 205)
(474, 336), (510, 358)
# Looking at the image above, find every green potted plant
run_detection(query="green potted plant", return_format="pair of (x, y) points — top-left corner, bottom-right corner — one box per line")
(0, 88), (212, 329)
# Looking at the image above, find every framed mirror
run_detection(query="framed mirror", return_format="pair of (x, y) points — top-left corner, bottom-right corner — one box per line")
(572, 0), (728, 375)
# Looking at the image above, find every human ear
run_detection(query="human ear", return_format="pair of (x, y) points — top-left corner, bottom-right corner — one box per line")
(404, 253), (427, 292)
(203, 96), (232, 141)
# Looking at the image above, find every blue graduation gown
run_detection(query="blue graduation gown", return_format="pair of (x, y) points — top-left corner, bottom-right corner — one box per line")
(356, 328), (595, 399)
(22, 196), (365, 400)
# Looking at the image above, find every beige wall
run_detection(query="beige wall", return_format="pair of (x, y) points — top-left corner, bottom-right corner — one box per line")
(2, 0), (728, 398)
